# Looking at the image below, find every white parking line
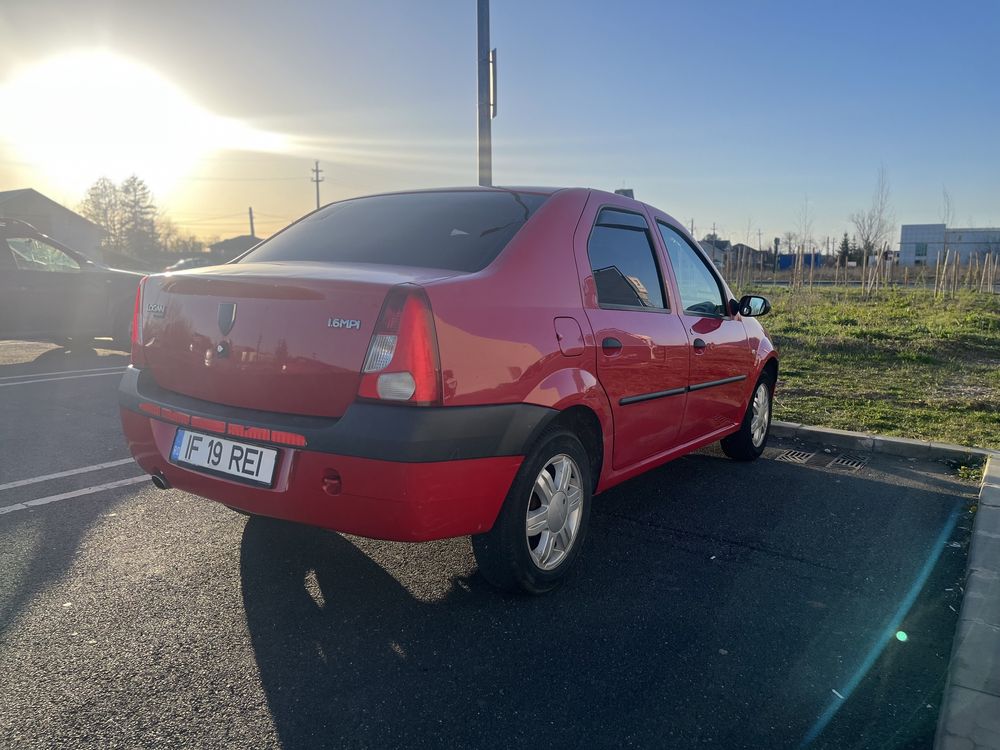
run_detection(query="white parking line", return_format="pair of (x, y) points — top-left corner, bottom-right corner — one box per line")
(0, 458), (136, 492)
(0, 371), (125, 388)
(0, 366), (126, 381)
(0, 475), (148, 516)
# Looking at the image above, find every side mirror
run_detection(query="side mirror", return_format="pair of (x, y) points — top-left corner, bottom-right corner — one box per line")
(737, 294), (771, 317)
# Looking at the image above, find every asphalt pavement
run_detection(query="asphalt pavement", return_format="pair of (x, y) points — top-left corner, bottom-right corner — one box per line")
(0, 340), (979, 749)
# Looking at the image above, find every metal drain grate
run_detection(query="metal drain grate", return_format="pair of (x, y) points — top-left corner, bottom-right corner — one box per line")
(775, 450), (815, 464)
(828, 453), (870, 471)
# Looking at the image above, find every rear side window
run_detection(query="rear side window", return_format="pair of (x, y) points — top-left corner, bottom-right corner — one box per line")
(243, 190), (548, 272)
(587, 208), (666, 310)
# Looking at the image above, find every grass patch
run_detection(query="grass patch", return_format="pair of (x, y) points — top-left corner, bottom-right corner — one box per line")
(957, 463), (985, 484)
(750, 287), (1000, 449)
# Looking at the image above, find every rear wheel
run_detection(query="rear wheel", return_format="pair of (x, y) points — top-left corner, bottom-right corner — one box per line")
(472, 429), (591, 594)
(720, 374), (773, 461)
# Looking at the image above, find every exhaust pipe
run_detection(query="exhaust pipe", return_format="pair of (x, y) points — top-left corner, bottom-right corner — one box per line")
(151, 472), (171, 490)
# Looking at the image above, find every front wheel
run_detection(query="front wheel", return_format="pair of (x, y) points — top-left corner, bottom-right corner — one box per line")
(472, 429), (592, 594)
(720, 375), (773, 461)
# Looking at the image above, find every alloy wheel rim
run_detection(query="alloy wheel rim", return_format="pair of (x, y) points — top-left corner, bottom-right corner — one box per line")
(751, 383), (771, 448)
(525, 454), (584, 571)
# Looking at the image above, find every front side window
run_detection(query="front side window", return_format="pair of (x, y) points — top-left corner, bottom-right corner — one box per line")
(5, 237), (81, 272)
(657, 223), (726, 317)
(587, 209), (666, 309)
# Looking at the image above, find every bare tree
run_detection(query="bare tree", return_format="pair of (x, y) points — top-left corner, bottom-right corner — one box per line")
(851, 166), (895, 293)
(851, 166), (894, 257)
(797, 196), (814, 255)
(79, 177), (125, 253)
(940, 186), (955, 227)
(157, 216), (204, 256)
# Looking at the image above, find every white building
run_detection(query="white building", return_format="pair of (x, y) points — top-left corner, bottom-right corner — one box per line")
(898, 223), (1000, 267)
(0, 188), (105, 256)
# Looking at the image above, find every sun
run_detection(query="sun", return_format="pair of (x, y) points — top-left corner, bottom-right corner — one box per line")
(0, 50), (290, 197)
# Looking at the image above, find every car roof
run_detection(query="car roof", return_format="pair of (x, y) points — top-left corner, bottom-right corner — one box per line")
(307, 185), (688, 237)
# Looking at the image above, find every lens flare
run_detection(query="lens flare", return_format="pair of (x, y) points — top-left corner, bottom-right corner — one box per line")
(0, 50), (292, 197)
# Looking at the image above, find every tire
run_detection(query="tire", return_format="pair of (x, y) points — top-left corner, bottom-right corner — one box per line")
(721, 373), (774, 461)
(472, 429), (592, 594)
(64, 335), (97, 350)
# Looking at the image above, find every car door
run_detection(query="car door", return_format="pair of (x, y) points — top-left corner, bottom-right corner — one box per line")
(654, 221), (754, 444)
(5, 234), (105, 337)
(576, 197), (690, 470)
(0, 241), (25, 337)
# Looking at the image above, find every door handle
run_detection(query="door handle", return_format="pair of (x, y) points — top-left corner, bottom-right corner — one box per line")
(692, 338), (707, 350)
(601, 337), (623, 355)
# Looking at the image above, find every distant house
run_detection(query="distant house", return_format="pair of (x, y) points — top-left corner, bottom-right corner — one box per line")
(0, 188), (106, 256)
(730, 243), (773, 266)
(699, 234), (731, 265)
(699, 236), (776, 268)
(208, 234), (261, 261)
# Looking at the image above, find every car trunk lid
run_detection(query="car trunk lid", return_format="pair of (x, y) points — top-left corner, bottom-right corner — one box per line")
(139, 261), (455, 418)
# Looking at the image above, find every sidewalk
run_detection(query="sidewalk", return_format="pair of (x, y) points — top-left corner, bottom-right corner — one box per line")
(935, 455), (1000, 749)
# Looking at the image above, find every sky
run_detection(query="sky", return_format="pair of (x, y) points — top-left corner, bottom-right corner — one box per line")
(0, 0), (998, 246)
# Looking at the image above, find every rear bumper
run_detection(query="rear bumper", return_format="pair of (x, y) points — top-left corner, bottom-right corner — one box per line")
(118, 368), (554, 541)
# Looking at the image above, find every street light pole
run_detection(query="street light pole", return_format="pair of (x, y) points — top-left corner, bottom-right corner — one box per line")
(477, 0), (493, 186)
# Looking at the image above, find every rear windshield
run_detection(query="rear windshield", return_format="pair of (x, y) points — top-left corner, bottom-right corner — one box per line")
(243, 190), (549, 272)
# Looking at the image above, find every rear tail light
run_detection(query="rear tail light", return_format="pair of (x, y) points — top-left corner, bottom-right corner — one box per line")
(130, 276), (149, 368)
(358, 286), (441, 405)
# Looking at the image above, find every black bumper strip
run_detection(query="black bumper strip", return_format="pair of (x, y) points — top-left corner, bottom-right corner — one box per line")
(620, 375), (746, 405)
(687, 374), (746, 392)
(119, 367), (559, 463)
(619, 387), (686, 406)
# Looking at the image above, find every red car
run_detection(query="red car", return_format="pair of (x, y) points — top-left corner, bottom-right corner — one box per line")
(119, 187), (777, 593)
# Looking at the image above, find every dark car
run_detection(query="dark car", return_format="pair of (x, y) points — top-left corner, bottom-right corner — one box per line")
(120, 187), (776, 593)
(0, 218), (141, 347)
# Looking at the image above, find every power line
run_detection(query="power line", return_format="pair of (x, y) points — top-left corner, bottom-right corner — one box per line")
(178, 175), (305, 182)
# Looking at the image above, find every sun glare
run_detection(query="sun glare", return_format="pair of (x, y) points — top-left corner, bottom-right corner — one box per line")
(0, 50), (290, 196)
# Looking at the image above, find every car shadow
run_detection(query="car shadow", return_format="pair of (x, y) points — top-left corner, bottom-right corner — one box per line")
(0, 492), (133, 643)
(28, 343), (129, 366)
(240, 453), (974, 750)
(0, 340), (129, 377)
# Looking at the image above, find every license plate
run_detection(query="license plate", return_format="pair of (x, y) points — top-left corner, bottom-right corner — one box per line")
(170, 429), (278, 487)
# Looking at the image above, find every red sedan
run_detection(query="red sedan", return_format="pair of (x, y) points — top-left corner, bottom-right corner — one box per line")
(119, 187), (777, 593)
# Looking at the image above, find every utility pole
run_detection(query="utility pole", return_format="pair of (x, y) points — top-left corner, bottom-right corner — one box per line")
(311, 160), (324, 210)
(690, 219), (695, 237)
(248, 206), (255, 237)
(477, 0), (497, 186)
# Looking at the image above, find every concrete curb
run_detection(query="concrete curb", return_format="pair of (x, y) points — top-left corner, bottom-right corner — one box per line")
(935, 456), (1000, 749)
(770, 421), (999, 463)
